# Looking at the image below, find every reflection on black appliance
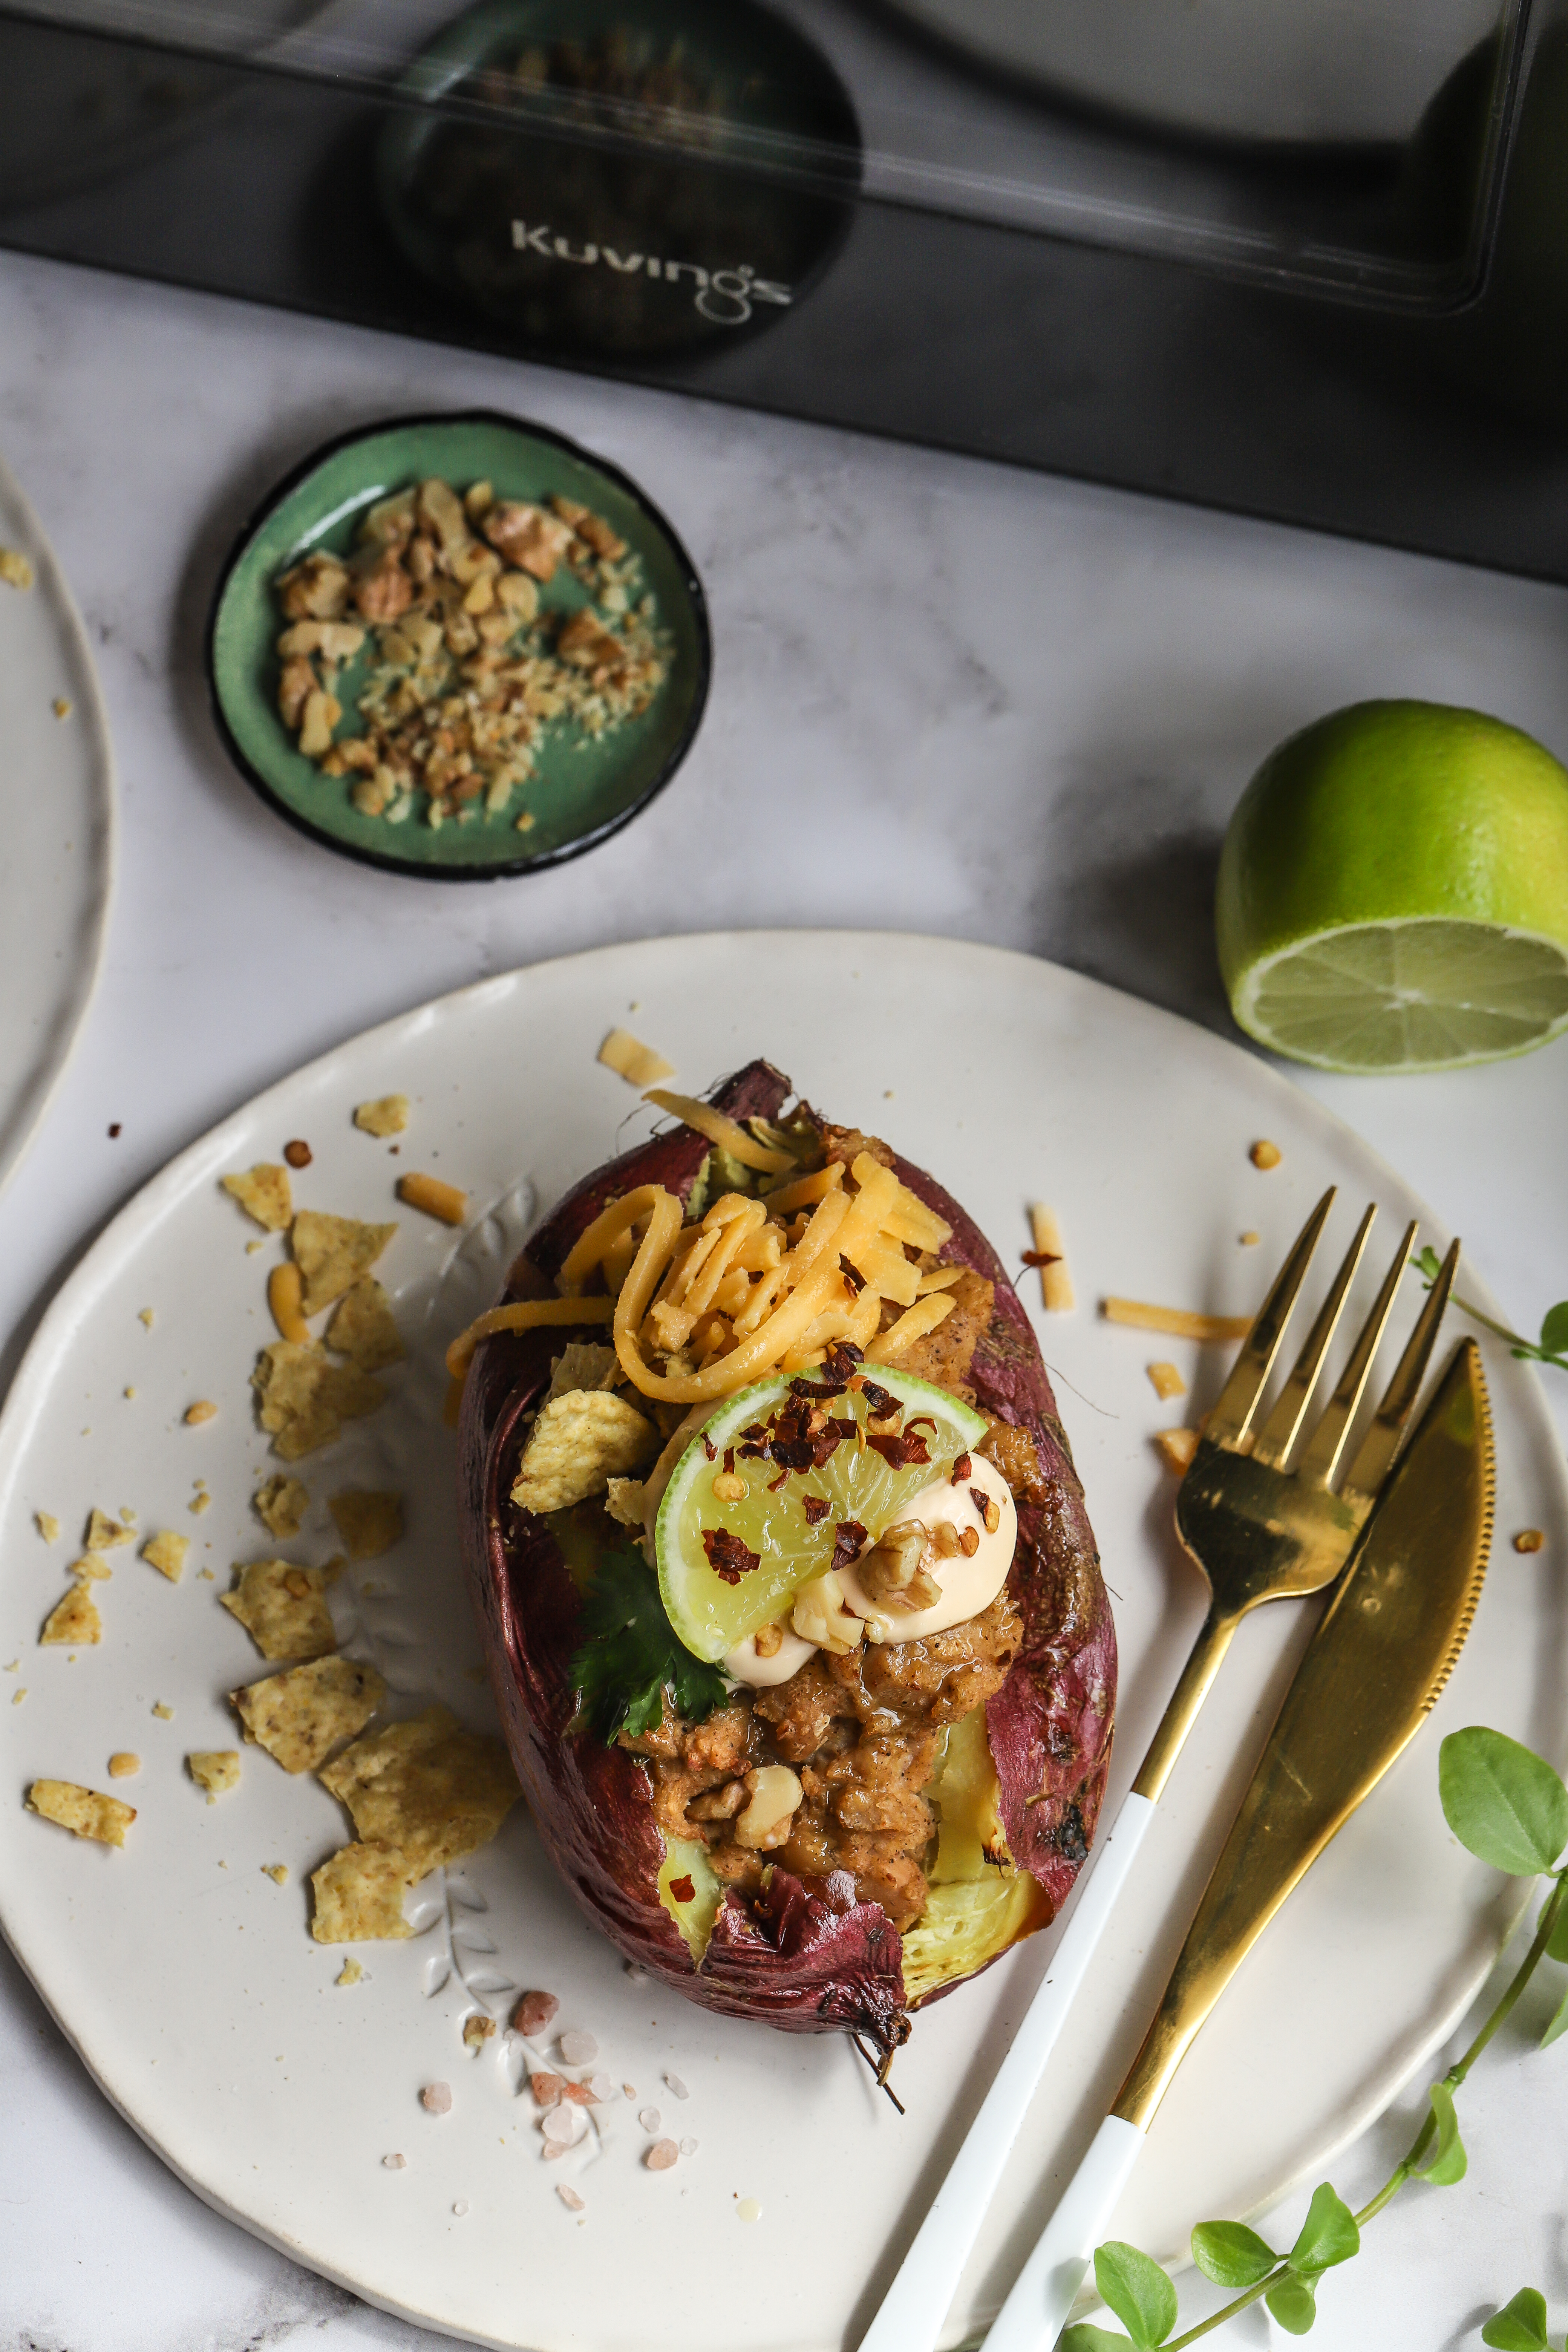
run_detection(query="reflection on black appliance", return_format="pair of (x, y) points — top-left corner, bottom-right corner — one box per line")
(379, 0), (862, 358)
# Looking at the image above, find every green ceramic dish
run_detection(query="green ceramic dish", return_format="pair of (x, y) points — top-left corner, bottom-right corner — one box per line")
(207, 409), (709, 879)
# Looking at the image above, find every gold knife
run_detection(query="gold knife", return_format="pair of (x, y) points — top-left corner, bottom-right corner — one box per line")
(984, 1334), (1494, 2351)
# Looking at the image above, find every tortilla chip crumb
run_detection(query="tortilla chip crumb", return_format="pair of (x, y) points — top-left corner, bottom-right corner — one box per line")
(185, 1401), (219, 1425)
(199, 1567), (214, 1579)
(510, 1390), (658, 1514)
(1154, 1428), (1200, 1474)
(152, 1702), (174, 1719)
(11, 1689), (24, 1706)
(141, 1530), (190, 1583)
(190, 1491), (213, 1515)
(328, 1489), (404, 1561)
(85, 1508), (132, 1551)
(546, 1342), (621, 1401)
(41, 1585), (101, 1645)
(326, 1278), (406, 1372)
(337, 1957), (364, 1985)
(604, 1477), (646, 1529)
(27, 1778), (135, 1845)
(108, 1752), (140, 1778)
(252, 1339), (386, 1460)
(355, 1095), (409, 1139)
(2, 1660), (15, 1671)
(318, 1705), (520, 1875)
(233, 1654), (386, 1773)
(188, 1750), (240, 1802)
(222, 1557), (337, 1660)
(254, 1473), (309, 1539)
(597, 1027), (676, 1088)
(311, 1841), (417, 1941)
(0, 547), (35, 591)
(262, 1862), (289, 1885)
(69, 1551), (113, 1582)
(138, 1307), (155, 1328)
(463, 2014), (496, 2051)
(222, 1164), (293, 1231)
(35, 1512), (60, 1543)
(292, 1210), (397, 1317)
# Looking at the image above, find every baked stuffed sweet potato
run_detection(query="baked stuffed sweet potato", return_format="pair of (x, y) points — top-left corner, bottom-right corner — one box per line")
(456, 1060), (1115, 2068)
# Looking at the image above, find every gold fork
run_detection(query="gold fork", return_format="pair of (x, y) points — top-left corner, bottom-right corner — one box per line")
(854, 1189), (1458, 2352)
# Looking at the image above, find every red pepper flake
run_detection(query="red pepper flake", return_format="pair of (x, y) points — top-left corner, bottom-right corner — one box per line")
(868, 1428), (932, 1469)
(951, 1452), (973, 1484)
(859, 1379), (899, 1420)
(701, 1527), (761, 1584)
(971, 1486), (1000, 1533)
(107, 1122), (122, 1139)
(823, 1341), (864, 1383)
(838, 1254), (866, 1295)
(906, 1415), (937, 1435)
(767, 1467), (790, 1492)
(722, 1447), (735, 1476)
(668, 1874), (696, 1904)
(802, 1496), (828, 1526)
(1021, 1248), (1062, 1268)
(701, 1434), (717, 1461)
(830, 1521), (868, 1573)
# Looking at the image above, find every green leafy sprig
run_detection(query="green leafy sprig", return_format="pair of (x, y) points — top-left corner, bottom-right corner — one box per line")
(1412, 1246), (1568, 1374)
(569, 1547), (727, 1743)
(1061, 1727), (1568, 2350)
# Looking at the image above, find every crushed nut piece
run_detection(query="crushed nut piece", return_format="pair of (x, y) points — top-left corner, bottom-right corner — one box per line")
(283, 1139), (312, 1169)
(462, 2014), (496, 2051)
(1515, 1528), (1546, 1553)
(1250, 1140), (1282, 1170)
(184, 1401), (219, 1425)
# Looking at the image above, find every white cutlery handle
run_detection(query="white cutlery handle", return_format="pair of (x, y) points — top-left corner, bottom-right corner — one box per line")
(985, 2113), (1148, 2352)
(855, 1792), (1156, 2352)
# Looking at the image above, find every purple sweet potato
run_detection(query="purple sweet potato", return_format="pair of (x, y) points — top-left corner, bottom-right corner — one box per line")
(458, 1061), (1115, 2059)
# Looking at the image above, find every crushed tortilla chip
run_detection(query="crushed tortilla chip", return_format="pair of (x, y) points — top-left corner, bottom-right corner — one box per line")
(337, 1956), (364, 1984)
(188, 1750), (241, 1802)
(69, 1552), (112, 1582)
(510, 1389), (658, 1514)
(152, 1701), (174, 1719)
(546, 1341), (622, 1401)
(222, 1164), (292, 1231)
(108, 1752), (140, 1777)
(463, 2014), (496, 2050)
(318, 1705), (520, 1874)
(41, 1585), (101, 1645)
(254, 1473), (309, 1539)
(354, 1095), (409, 1138)
(604, 1477), (647, 1529)
(141, 1530), (189, 1583)
(326, 1278), (406, 1372)
(291, 1210), (397, 1317)
(35, 1511), (59, 1543)
(262, 1862), (289, 1885)
(85, 1508), (131, 1551)
(27, 1779), (135, 1845)
(311, 1841), (420, 1941)
(252, 1340), (386, 1460)
(221, 1559), (337, 1660)
(0, 547), (35, 592)
(231, 1654), (385, 1773)
(597, 1028), (675, 1088)
(327, 1489), (404, 1560)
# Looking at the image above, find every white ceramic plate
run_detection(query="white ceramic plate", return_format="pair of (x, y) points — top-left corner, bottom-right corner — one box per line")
(0, 454), (114, 1202)
(0, 933), (1561, 2352)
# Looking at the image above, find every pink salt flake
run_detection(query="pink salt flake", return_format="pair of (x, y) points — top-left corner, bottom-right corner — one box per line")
(541, 2142), (568, 2162)
(639, 2108), (661, 2133)
(561, 2080), (597, 2106)
(587, 2072), (615, 2104)
(644, 2138), (679, 2172)
(512, 1989), (560, 2038)
(529, 2071), (566, 2109)
(542, 2103), (587, 2149)
(382, 2153), (406, 2170)
(558, 2030), (598, 2066)
(680, 2138), (698, 2158)
(420, 2082), (452, 2115)
(557, 2186), (585, 2213)
(663, 2072), (688, 2100)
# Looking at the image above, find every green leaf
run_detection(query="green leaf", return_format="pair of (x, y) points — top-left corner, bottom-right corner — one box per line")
(1439, 1727), (1568, 1875)
(1190, 2220), (1279, 2291)
(1482, 2287), (1552, 2350)
(1287, 2184), (1360, 2276)
(1058, 2330), (1135, 2352)
(1539, 1981), (1568, 2049)
(1265, 2274), (1319, 2335)
(1093, 2243), (1179, 2349)
(568, 1545), (727, 1744)
(1412, 1245), (1444, 1284)
(1545, 1887), (1568, 1963)
(1540, 1303), (1568, 1358)
(1410, 2080), (1467, 2186)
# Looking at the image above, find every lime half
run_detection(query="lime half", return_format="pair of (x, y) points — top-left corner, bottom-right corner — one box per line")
(1217, 701), (1568, 1072)
(656, 1368), (987, 1663)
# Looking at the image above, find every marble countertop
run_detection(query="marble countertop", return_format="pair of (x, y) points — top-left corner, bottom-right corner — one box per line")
(2, 244), (1567, 2352)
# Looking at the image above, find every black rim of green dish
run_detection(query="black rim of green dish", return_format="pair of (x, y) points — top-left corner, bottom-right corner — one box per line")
(205, 407), (711, 882)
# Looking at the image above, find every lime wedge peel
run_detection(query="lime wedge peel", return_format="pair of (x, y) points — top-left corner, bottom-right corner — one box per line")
(655, 1368), (988, 1664)
(1230, 916), (1568, 1073)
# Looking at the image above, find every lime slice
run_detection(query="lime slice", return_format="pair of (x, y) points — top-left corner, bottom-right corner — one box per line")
(655, 1368), (988, 1664)
(1217, 700), (1568, 1072)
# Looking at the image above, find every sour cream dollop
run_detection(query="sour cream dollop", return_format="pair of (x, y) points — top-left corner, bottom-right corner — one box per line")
(723, 1625), (819, 1688)
(836, 1451), (1017, 1643)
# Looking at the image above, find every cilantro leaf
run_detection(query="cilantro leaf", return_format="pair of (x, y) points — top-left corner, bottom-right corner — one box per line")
(570, 1547), (727, 1744)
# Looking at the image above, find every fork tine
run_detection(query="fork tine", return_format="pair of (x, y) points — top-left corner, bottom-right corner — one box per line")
(1204, 1187), (1336, 1450)
(1249, 1204), (1377, 1468)
(1340, 1237), (1459, 1501)
(1295, 1219), (1416, 1488)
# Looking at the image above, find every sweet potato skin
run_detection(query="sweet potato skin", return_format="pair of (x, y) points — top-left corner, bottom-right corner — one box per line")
(458, 1062), (1115, 2051)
